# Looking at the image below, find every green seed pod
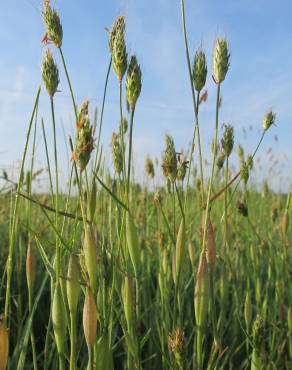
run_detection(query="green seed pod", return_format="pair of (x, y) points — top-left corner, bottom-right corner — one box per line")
(111, 133), (123, 175)
(126, 213), (140, 276)
(194, 252), (209, 329)
(262, 110), (276, 131)
(66, 254), (81, 316)
(244, 290), (252, 333)
(213, 38), (230, 84)
(221, 124), (234, 158)
(175, 218), (186, 284)
(122, 276), (134, 330)
(206, 219), (216, 273)
(41, 49), (59, 97)
(0, 320), (8, 370)
(126, 56), (142, 110)
(26, 243), (36, 292)
(83, 225), (98, 292)
(192, 49), (207, 92)
(52, 283), (67, 355)
(112, 28), (127, 81)
(83, 287), (97, 350)
(43, 2), (63, 47)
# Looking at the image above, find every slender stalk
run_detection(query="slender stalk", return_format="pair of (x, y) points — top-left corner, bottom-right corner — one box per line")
(69, 313), (76, 370)
(127, 108), (135, 204)
(4, 87), (41, 322)
(181, 0), (205, 204)
(59, 47), (77, 118)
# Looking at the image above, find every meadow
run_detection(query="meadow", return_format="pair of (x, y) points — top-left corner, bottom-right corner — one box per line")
(0, 1), (291, 369)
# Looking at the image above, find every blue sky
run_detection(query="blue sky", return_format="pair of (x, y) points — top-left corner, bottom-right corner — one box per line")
(0, 0), (291, 191)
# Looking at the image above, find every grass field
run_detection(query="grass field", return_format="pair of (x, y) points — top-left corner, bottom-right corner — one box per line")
(0, 1), (291, 369)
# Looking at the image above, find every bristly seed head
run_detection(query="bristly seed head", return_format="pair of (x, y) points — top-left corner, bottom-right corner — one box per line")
(73, 101), (95, 171)
(213, 38), (230, 84)
(263, 110), (276, 131)
(112, 26), (128, 81)
(43, 1), (63, 47)
(221, 124), (234, 158)
(145, 156), (155, 179)
(162, 135), (177, 183)
(192, 49), (207, 92)
(109, 16), (126, 53)
(41, 49), (59, 97)
(126, 56), (142, 110)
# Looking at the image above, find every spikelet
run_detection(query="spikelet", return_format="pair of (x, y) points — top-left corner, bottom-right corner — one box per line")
(175, 218), (186, 284)
(262, 110), (276, 131)
(213, 38), (230, 84)
(221, 124), (234, 158)
(177, 153), (188, 182)
(240, 161), (249, 185)
(83, 287), (97, 350)
(83, 224), (98, 292)
(194, 252), (209, 329)
(126, 213), (140, 276)
(66, 254), (81, 315)
(43, 1), (63, 47)
(0, 319), (8, 370)
(112, 27), (127, 81)
(41, 49), (59, 97)
(126, 56), (142, 110)
(192, 49), (207, 92)
(26, 243), (36, 292)
(168, 327), (185, 369)
(162, 135), (177, 183)
(52, 283), (67, 355)
(206, 219), (216, 273)
(109, 16), (126, 54)
(145, 156), (155, 179)
(73, 101), (95, 171)
(111, 133), (123, 175)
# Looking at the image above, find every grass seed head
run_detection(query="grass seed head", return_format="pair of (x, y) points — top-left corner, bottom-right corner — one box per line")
(263, 110), (276, 131)
(162, 135), (177, 183)
(213, 38), (230, 84)
(126, 56), (142, 110)
(112, 28), (127, 81)
(221, 124), (234, 157)
(192, 49), (207, 92)
(73, 100), (95, 171)
(145, 156), (155, 179)
(240, 161), (249, 184)
(168, 327), (185, 368)
(43, 1), (63, 47)
(83, 287), (97, 349)
(41, 49), (59, 97)
(111, 133), (123, 175)
(109, 16), (126, 53)
(237, 144), (245, 163)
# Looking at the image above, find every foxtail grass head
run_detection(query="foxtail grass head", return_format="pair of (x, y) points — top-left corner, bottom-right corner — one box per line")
(162, 135), (177, 183)
(213, 38), (230, 84)
(262, 110), (276, 131)
(221, 124), (234, 158)
(192, 49), (207, 92)
(126, 56), (142, 110)
(41, 49), (59, 97)
(112, 24), (127, 81)
(73, 101), (95, 171)
(42, 1), (63, 47)
(109, 16), (126, 53)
